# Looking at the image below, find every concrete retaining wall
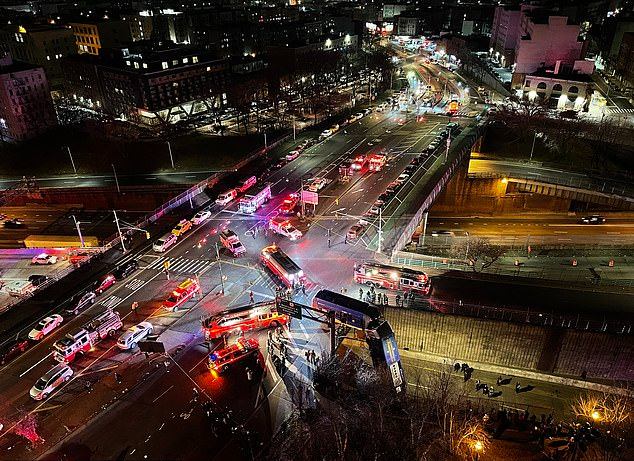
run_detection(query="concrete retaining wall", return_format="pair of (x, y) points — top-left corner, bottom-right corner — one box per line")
(385, 307), (634, 382)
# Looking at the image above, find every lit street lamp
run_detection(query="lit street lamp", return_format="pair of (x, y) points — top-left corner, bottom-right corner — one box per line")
(70, 215), (85, 248)
(474, 441), (483, 461)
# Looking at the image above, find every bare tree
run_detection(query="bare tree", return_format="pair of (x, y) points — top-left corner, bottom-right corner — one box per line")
(450, 237), (505, 272)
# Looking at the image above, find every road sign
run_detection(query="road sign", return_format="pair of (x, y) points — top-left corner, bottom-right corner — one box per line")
(276, 298), (303, 320)
(301, 190), (318, 205)
(138, 340), (166, 353)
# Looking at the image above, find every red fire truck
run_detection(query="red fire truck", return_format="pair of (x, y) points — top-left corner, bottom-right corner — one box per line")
(202, 302), (289, 340)
(368, 154), (387, 172)
(162, 278), (201, 312)
(353, 261), (431, 295)
(351, 154), (367, 171)
(261, 245), (306, 288)
(53, 309), (123, 362)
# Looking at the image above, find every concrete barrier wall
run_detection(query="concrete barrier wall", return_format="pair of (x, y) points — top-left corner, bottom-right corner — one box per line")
(385, 308), (634, 381)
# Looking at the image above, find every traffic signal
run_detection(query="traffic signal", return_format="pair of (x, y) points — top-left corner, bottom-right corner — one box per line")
(145, 231), (150, 239)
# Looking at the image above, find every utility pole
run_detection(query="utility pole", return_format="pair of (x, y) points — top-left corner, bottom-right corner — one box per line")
(166, 141), (175, 169)
(293, 118), (296, 141)
(445, 130), (451, 164)
(71, 215), (85, 248)
(420, 211), (428, 248)
(377, 207), (382, 254)
(113, 209), (126, 252)
(300, 177), (306, 218)
(215, 242), (225, 295)
(264, 132), (268, 151)
(112, 164), (121, 194)
(65, 146), (77, 174)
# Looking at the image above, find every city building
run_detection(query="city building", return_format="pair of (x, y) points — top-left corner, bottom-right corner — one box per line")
(63, 41), (230, 125)
(396, 14), (422, 37)
(614, 31), (634, 91)
(0, 53), (57, 142)
(0, 24), (77, 90)
(522, 63), (594, 110)
(489, 5), (525, 67)
(267, 33), (358, 71)
(512, 12), (585, 87)
(69, 19), (133, 55)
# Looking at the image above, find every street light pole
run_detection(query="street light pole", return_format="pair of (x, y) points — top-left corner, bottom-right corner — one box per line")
(113, 209), (126, 253)
(465, 231), (470, 265)
(529, 131), (537, 162)
(65, 146), (77, 175)
(377, 207), (382, 254)
(111, 164), (121, 194)
(293, 118), (296, 141)
(166, 141), (175, 169)
(71, 215), (85, 248)
(444, 130), (451, 164)
(264, 132), (267, 151)
(215, 242), (225, 295)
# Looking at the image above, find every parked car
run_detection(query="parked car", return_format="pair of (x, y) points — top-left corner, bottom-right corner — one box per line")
(29, 314), (64, 341)
(95, 274), (116, 294)
(172, 219), (192, 237)
(347, 220), (369, 239)
(28, 274), (50, 286)
(286, 150), (300, 161)
(0, 338), (31, 365)
(29, 363), (73, 400)
(308, 178), (327, 192)
(113, 259), (138, 280)
(117, 322), (154, 350)
(65, 291), (96, 316)
(191, 210), (211, 225)
(32, 253), (58, 265)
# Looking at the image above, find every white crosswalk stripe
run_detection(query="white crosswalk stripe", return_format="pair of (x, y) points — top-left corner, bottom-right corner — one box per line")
(124, 279), (145, 291)
(100, 295), (124, 309)
(145, 256), (215, 275)
(608, 107), (634, 114)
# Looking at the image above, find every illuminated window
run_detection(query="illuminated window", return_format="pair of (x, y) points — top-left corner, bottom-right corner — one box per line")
(143, 63), (147, 69)
(182, 57), (188, 63)
(192, 56), (198, 63)
(172, 59), (178, 65)
(134, 62), (139, 69)
(162, 61), (168, 69)
(126, 60), (131, 66)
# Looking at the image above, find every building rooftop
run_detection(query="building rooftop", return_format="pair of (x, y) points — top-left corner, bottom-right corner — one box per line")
(0, 54), (41, 74)
(529, 67), (594, 82)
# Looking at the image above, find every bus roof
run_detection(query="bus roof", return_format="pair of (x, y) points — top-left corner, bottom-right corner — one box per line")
(202, 302), (275, 327)
(313, 289), (381, 321)
(262, 246), (301, 273)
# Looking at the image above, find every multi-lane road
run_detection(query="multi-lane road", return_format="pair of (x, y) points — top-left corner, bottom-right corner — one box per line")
(0, 108), (464, 460)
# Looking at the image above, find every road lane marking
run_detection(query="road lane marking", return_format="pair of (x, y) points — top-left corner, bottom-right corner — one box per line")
(19, 351), (53, 378)
(152, 384), (174, 403)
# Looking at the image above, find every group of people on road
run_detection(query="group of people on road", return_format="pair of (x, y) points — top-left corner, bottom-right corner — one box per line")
(358, 287), (410, 307)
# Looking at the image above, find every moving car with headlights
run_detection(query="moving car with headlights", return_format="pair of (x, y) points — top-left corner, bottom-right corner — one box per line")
(29, 314), (64, 340)
(286, 150), (300, 161)
(30, 363), (73, 400)
(172, 219), (192, 237)
(580, 215), (605, 224)
(32, 253), (58, 265)
(0, 338), (31, 365)
(191, 210), (211, 225)
(117, 322), (154, 350)
(208, 337), (259, 373)
(4, 218), (24, 228)
(113, 259), (138, 280)
(65, 290), (96, 316)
